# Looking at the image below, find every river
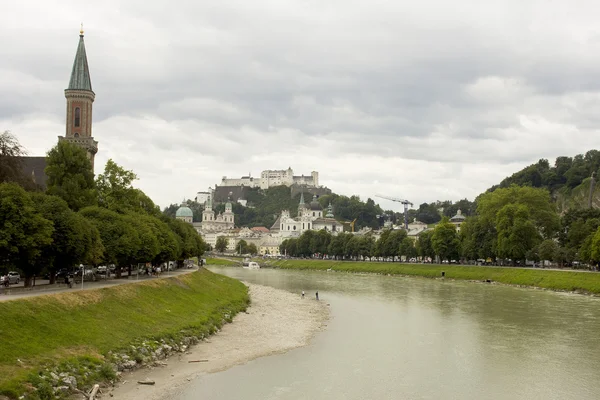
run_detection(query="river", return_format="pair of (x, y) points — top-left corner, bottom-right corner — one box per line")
(177, 266), (600, 400)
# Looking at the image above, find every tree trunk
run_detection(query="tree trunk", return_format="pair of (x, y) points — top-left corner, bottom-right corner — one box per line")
(24, 275), (33, 288)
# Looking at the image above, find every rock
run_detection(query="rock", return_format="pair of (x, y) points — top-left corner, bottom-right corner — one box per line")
(50, 372), (59, 382)
(61, 375), (77, 388)
(137, 380), (155, 385)
(54, 386), (70, 394)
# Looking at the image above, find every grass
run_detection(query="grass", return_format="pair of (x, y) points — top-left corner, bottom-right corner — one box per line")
(0, 269), (249, 399)
(264, 259), (600, 295)
(206, 257), (240, 266)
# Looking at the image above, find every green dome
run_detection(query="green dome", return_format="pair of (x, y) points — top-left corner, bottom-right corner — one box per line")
(176, 206), (193, 218)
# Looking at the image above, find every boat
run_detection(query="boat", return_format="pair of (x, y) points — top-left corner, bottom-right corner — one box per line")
(243, 262), (260, 270)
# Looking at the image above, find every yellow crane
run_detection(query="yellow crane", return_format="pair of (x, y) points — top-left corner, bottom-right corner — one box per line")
(342, 218), (358, 233)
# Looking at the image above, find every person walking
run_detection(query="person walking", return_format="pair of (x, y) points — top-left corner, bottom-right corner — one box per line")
(301, 290), (305, 299)
(315, 291), (319, 301)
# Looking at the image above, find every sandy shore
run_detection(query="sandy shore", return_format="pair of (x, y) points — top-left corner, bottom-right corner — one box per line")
(107, 283), (330, 400)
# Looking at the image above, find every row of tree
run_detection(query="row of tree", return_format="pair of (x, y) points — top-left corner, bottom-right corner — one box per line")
(0, 132), (205, 286)
(279, 185), (600, 267)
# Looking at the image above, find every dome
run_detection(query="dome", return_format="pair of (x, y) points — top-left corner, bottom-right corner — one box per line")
(310, 195), (322, 211)
(176, 206), (193, 218)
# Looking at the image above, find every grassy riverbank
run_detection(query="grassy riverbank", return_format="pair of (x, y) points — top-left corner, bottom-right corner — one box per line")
(266, 259), (600, 295)
(206, 257), (240, 266)
(0, 269), (249, 398)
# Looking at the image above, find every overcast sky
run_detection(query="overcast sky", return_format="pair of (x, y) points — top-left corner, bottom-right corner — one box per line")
(2, 0), (600, 212)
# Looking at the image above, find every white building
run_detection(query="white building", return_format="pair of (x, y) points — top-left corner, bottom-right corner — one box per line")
(271, 194), (342, 238)
(198, 196), (235, 232)
(220, 167), (319, 189)
(195, 191), (211, 205)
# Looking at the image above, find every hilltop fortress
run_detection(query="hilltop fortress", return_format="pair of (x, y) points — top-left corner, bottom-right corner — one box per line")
(220, 167), (319, 189)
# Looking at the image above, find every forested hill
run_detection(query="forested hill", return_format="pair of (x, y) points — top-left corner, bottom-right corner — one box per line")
(164, 186), (389, 230)
(487, 150), (600, 211)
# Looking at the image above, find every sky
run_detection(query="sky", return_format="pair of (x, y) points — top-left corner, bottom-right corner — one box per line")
(2, 0), (600, 212)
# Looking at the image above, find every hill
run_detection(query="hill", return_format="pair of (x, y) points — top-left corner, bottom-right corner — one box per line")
(487, 150), (600, 212)
(164, 185), (389, 230)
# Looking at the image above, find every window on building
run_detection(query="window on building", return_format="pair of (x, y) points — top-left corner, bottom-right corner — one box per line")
(313, 212), (315, 217)
(288, 226), (290, 230)
(74, 107), (81, 127)
(74, 132), (79, 138)
(281, 224), (284, 230)
(293, 225), (296, 230)
(303, 223), (305, 229)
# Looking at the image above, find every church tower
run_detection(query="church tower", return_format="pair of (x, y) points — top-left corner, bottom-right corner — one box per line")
(58, 26), (98, 169)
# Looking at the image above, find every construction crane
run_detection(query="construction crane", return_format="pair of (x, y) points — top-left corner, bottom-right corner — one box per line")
(375, 194), (413, 230)
(341, 218), (358, 233)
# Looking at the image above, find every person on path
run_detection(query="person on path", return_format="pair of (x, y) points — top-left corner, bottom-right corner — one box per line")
(315, 291), (319, 300)
(301, 291), (305, 299)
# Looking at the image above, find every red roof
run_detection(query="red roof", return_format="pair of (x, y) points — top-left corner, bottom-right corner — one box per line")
(251, 226), (270, 233)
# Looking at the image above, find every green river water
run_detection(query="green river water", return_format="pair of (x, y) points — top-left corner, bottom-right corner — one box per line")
(177, 266), (600, 400)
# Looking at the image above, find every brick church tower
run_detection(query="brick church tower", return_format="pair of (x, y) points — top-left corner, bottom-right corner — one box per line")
(58, 26), (98, 170)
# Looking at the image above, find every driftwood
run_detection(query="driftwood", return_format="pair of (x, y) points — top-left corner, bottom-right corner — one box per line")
(188, 360), (209, 363)
(88, 384), (100, 399)
(137, 380), (156, 385)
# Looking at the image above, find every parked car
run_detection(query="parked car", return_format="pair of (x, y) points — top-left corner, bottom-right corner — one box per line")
(1, 271), (21, 285)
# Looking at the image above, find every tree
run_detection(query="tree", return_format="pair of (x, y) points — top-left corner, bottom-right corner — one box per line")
(538, 239), (559, 264)
(0, 130), (31, 188)
(495, 204), (540, 264)
(247, 243), (258, 255)
(431, 217), (459, 261)
(236, 239), (249, 254)
(215, 236), (229, 253)
(30, 192), (104, 283)
(416, 230), (435, 260)
(80, 206), (141, 277)
(399, 237), (417, 259)
(0, 183), (53, 286)
(96, 159), (143, 213)
(45, 141), (97, 211)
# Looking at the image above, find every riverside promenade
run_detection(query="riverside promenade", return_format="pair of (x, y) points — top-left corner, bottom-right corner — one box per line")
(0, 267), (199, 302)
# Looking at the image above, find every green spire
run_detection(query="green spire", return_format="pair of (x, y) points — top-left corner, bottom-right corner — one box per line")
(326, 202), (334, 218)
(68, 31), (93, 91)
(299, 191), (305, 206)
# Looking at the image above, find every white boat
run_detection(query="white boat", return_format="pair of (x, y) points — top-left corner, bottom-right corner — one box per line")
(243, 262), (260, 270)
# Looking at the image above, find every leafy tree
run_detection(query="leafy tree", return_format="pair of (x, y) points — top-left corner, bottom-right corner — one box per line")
(415, 203), (442, 224)
(80, 206), (141, 276)
(0, 183), (53, 286)
(538, 239), (559, 263)
(416, 230), (435, 260)
(45, 141), (97, 211)
(459, 216), (496, 261)
(215, 236), (229, 253)
(477, 185), (559, 239)
(0, 130), (35, 189)
(399, 237), (417, 258)
(247, 243), (258, 255)
(96, 159), (156, 214)
(495, 204), (540, 264)
(30, 192), (104, 283)
(236, 239), (249, 254)
(431, 217), (459, 261)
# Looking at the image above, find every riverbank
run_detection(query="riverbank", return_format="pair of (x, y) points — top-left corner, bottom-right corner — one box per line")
(265, 259), (600, 295)
(0, 269), (249, 399)
(108, 283), (330, 400)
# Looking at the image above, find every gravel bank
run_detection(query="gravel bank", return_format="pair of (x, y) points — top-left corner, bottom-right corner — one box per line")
(108, 283), (330, 400)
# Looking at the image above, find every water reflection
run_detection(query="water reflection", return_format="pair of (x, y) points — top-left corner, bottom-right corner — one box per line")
(176, 267), (600, 400)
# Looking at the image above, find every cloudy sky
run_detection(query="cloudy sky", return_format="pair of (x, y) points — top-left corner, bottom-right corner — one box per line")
(2, 0), (600, 212)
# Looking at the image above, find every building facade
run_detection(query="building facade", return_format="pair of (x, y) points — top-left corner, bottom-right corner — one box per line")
(271, 194), (341, 238)
(220, 167), (319, 189)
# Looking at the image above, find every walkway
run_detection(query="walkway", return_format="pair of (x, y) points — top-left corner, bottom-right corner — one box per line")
(0, 267), (199, 302)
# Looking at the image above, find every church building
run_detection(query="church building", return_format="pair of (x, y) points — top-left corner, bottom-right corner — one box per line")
(272, 193), (342, 238)
(20, 28), (98, 187)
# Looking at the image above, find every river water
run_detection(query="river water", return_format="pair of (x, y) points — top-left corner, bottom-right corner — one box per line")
(178, 267), (600, 400)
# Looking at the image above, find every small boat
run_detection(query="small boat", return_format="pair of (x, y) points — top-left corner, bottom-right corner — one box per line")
(243, 262), (260, 270)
